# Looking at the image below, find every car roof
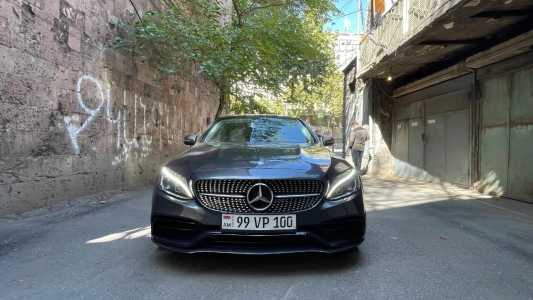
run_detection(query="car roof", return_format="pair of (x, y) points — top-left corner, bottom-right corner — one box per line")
(216, 115), (301, 121)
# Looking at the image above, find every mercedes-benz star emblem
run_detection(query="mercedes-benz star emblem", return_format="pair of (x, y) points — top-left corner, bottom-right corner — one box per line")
(246, 183), (274, 212)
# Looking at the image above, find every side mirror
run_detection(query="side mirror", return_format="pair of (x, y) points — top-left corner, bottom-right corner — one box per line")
(322, 136), (335, 146)
(184, 134), (197, 146)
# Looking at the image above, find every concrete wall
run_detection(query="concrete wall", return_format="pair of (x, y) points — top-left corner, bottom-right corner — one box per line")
(343, 62), (358, 156)
(365, 80), (394, 177)
(343, 73), (395, 176)
(0, 0), (219, 215)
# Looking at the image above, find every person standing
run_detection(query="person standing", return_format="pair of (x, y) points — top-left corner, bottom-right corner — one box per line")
(348, 124), (369, 172)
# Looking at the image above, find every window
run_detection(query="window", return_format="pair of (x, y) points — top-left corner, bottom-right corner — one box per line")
(203, 117), (315, 145)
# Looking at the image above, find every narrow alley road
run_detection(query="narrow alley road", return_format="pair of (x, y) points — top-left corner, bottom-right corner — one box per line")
(1, 177), (533, 299)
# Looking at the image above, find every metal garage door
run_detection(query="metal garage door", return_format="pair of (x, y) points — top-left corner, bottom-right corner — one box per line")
(393, 120), (409, 162)
(479, 76), (510, 196)
(424, 114), (445, 179)
(408, 118), (425, 171)
(480, 66), (533, 202)
(508, 68), (533, 201)
(393, 77), (471, 186)
(445, 109), (470, 185)
(392, 99), (425, 179)
(424, 90), (470, 186)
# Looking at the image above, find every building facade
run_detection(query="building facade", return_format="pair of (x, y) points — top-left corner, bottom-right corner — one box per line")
(333, 32), (361, 71)
(346, 0), (533, 202)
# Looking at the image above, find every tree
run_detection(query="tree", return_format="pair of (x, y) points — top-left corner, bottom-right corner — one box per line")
(116, 0), (338, 116)
(226, 69), (345, 139)
(227, 95), (285, 115)
(283, 70), (344, 126)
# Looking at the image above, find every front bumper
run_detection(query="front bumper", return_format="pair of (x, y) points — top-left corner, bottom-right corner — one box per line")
(151, 189), (366, 255)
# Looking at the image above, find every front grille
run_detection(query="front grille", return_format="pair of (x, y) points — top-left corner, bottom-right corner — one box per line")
(194, 179), (324, 213)
(195, 179), (323, 195)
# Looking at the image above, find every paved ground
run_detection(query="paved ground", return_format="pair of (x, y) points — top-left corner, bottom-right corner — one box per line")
(1, 177), (533, 300)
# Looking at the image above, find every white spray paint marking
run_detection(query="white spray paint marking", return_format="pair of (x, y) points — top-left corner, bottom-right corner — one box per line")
(138, 97), (153, 158)
(64, 75), (105, 154)
(64, 74), (183, 165)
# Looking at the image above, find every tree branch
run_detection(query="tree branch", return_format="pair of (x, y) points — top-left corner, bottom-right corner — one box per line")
(231, 0), (244, 26)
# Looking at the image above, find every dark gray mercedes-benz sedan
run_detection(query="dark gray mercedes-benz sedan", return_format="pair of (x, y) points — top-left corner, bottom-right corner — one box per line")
(151, 115), (365, 254)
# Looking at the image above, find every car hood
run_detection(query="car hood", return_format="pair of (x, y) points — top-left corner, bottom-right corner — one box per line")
(167, 143), (333, 180)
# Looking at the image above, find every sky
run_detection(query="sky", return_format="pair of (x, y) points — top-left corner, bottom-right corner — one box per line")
(325, 0), (367, 33)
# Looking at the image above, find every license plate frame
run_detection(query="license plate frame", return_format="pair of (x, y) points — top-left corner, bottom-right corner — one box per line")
(221, 214), (297, 232)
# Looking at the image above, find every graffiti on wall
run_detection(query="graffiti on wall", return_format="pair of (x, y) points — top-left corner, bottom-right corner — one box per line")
(64, 75), (184, 165)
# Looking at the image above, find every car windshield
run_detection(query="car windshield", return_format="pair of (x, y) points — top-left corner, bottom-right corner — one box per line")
(203, 117), (315, 145)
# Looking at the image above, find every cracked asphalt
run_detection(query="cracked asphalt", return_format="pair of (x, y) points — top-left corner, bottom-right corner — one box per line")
(1, 177), (533, 300)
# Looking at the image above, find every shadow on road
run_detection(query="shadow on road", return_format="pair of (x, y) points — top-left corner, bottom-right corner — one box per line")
(151, 249), (362, 276)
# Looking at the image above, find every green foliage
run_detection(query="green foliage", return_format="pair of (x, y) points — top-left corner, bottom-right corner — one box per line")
(116, 0), (338, 114)
(227, 69), (345, 130)
(283, 70), (344, 126)
(228, 96), (285, 115)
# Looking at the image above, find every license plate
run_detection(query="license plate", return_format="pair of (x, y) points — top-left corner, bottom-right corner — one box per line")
(221, 214), (296, 231)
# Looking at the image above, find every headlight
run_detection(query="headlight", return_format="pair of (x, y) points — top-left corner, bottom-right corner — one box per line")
(326, 169), (361, 200)
(160, 167), (193, 200)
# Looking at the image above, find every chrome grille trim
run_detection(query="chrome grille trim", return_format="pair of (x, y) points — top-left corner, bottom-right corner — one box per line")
(199, 193), (246, 199)
(274, 193), (321, 199)
(193, 179), (324, 213)
(198, 193), (320, 199)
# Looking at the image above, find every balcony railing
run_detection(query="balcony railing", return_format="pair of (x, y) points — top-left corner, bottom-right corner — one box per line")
(358, 0), (455, 77)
